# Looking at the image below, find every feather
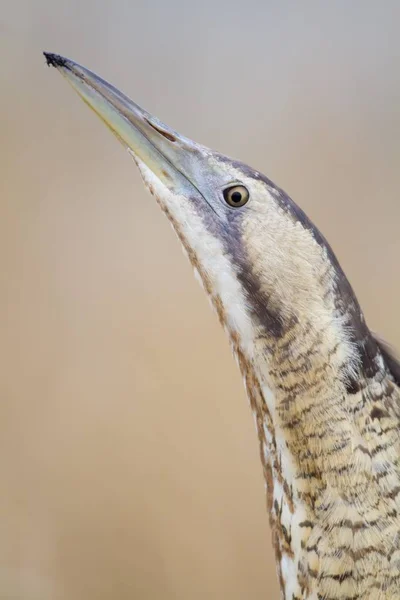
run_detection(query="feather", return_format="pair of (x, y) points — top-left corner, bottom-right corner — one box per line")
(372, 332), (400, 386)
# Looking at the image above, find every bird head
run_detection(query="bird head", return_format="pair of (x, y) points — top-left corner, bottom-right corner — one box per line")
(45, 53), (372, 383)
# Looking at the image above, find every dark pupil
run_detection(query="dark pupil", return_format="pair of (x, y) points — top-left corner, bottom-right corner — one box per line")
(231, 191), (242, 203)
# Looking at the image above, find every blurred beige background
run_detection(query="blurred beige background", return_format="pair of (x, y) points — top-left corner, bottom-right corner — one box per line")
(1, 1), (400, 599)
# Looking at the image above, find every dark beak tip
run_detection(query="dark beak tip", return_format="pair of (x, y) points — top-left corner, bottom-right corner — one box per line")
(43, 52), (67, 68)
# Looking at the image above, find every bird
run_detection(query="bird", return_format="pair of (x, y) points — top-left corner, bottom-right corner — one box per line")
(44, 52), (400, 600)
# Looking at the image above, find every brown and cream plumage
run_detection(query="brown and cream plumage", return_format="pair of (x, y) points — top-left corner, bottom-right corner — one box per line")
(44, 52), (400, 600)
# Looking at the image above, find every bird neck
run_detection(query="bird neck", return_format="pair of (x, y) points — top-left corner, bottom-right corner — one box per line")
(231, 317), (400, 600)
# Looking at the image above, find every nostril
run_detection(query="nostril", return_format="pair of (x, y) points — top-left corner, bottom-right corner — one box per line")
(145, 118), (177, 142)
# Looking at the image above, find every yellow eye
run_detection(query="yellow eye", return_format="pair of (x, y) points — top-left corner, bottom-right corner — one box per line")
(223, 185), (249, 208)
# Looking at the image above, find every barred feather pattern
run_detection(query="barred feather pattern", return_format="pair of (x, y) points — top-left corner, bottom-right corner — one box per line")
(135, 154), (400, 600)
(240, 326), (400, 600)
(46, 53), (400, 599)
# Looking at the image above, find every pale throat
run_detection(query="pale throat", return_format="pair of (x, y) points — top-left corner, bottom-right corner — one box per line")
(135, 158), (367, 595)
(228, 311), (365, 599)
(136, 154), (358, 492)
(134, 155), (400, 599)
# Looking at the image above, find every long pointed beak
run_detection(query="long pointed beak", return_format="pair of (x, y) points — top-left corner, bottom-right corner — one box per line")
(43, 52), (208, 193)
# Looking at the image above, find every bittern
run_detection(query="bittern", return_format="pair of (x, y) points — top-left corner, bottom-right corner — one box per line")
(45, 53), (400, 600)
